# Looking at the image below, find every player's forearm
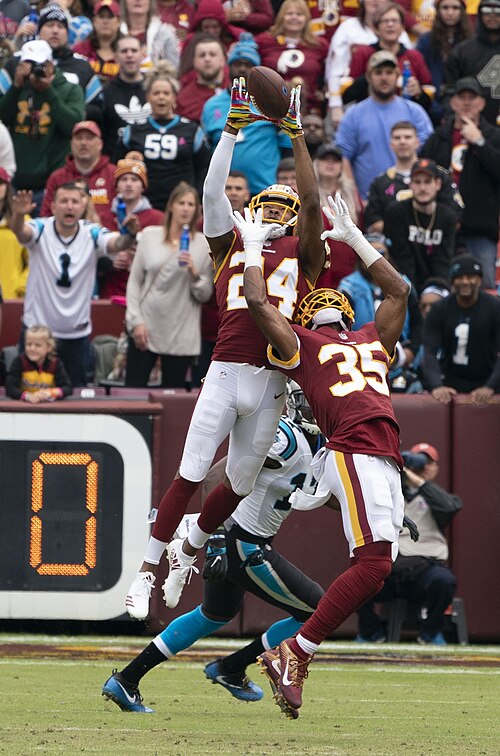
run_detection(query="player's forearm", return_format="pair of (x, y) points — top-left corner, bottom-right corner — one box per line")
(369, 257), (410, 303)
(244, 267), (298, 360)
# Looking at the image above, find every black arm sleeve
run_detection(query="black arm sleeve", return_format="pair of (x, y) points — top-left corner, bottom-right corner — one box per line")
(419, 480), (463, 530)
(421, 299), (445, 389)
(55, 359), (73, 397)
(5, 356), (24, 399)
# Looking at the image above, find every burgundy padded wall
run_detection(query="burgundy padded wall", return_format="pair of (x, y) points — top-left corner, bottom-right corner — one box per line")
(450, 397), (500, 641)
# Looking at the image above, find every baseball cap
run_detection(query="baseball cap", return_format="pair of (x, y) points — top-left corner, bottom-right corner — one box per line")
(94, 0), (121, 16)
(0, 167), (11, 183)
(19, 39), (53, 64)
(315, 144), (343, 160)
(411, 158), (440, 179)
(453, 77), (483, 96)
(410, 443), (439, 463)
(450, 255), (483, 280)
(38, 4), (69, 31)
(72, 121), (102, 138)
(367, 50), (398, 72)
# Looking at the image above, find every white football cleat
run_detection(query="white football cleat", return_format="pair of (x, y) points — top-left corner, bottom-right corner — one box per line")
(125, 571), (156, 619)
(162, 539), (199, 608)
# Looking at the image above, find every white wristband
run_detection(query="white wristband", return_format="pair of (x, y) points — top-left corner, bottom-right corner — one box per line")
(243, 241), (263, 270)
(351, 232), (383, 268)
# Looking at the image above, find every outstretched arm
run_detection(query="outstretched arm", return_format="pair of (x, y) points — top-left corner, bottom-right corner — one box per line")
(277, 87), (325, 283)
(236, 209), (298, 362)
(322, 194), (410, 355)
(10, 191), (35, 245)
(204, 77), (268, 266)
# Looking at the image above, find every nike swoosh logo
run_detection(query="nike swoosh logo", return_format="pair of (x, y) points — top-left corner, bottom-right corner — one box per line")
(282, 658), (293, 687)
(115, 680), (137, 704)
(271, 658), (281, 675)
(215, 676), (242, 690)
(274, 392), (285, 399)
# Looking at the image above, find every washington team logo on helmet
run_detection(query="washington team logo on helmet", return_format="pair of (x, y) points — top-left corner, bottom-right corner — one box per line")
(294, 288), (355, 329)
(249, 184), (301, 230)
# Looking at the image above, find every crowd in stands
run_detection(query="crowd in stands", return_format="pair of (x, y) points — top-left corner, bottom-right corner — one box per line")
(0, 0), (499, 397)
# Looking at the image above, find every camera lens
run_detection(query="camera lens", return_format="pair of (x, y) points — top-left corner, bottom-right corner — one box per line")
(32, 64), (46, 77)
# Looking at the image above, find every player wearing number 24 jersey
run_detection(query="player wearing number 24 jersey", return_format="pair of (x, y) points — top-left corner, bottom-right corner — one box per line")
(124, 80), (327, 622)
(240, 193), (410, 718)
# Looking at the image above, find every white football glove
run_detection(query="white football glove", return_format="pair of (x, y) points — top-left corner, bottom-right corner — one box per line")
(233, 208), (283, 268)
(233, 207), (282, 245)
(320, 192), (361, 247)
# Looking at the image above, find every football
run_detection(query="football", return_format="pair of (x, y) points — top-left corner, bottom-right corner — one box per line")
(246, 66), (290, 120)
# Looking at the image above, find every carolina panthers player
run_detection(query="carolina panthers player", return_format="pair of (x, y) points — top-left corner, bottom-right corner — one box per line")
(103, 386), (333, 714)
(125, 79), (326, 619)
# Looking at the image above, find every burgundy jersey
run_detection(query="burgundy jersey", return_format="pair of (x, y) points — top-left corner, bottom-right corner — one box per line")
(269, 321), (403, 465)
(212, 230), (313, 367)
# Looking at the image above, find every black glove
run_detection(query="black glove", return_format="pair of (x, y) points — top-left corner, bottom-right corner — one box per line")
(403, 514), (420, 542)
(202, 532), (228, 582)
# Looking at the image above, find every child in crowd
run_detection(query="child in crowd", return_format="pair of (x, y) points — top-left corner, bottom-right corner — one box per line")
(6, 325), (72, 402)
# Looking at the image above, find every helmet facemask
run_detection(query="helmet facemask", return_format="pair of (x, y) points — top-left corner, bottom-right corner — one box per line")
(294, 288), (355, 331)
(249, 184), (300, 238)
(286, 380), (321, 436)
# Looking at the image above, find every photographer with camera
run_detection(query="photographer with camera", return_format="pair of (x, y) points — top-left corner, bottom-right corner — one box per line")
(357, 442), (462, 645)
(0, 39), (84, 216)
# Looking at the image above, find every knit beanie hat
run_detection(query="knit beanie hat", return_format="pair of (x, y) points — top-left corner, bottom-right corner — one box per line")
(227, 32), (261, 66)
(114, 151), (148, 188)
(38, 4), (69, 31)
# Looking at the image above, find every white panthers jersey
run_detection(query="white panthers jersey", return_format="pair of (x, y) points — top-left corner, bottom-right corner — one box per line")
(231, 417), (318, 538)
(24, 218), (112, 339)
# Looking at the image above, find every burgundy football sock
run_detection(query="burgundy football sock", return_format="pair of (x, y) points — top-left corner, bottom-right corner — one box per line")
(297, 541), (393, 646)
(151, 477), (200, 542)
(196, 482), (242, 533)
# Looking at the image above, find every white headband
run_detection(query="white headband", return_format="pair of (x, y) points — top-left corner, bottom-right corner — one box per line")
(311, 308), (348, 331)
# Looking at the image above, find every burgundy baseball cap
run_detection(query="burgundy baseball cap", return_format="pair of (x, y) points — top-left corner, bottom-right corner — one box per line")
(0, 167), (11, 183)
(410, 443), (439, 463)
(72, 120), (102, 138)
(94, 0), (120, 16)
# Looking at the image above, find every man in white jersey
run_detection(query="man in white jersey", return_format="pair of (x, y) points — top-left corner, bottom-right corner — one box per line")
(10, 182), (138, 386)
(103, 388), (331, 714)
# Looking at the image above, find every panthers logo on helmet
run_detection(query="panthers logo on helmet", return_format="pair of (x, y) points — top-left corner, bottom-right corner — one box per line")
(249, 184), (301, 229)
(294, 288), (355, 329)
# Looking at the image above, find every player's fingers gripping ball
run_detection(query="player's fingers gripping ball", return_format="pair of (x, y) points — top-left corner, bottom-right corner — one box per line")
(277, 86), (303, 139)
(226, 76), (268, 130)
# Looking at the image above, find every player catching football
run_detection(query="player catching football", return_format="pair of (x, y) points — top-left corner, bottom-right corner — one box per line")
(238, 193), (410, 719)
(125, 78), (326, 620)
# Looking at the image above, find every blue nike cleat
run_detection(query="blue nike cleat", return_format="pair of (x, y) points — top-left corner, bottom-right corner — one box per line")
(204, 658), (264, 702)
(102, 670), (154, 713)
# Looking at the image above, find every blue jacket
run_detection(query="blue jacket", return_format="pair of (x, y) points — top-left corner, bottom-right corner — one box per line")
(200, 89), (291, 195)
(339, 269), (411, 342)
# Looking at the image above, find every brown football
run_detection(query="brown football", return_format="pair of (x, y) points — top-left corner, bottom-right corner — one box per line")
(246, 66), (290, 120)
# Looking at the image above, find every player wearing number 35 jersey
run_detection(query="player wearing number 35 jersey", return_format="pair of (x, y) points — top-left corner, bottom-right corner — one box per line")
(240, 192), (410, 718)
(124, 80), (326, 621)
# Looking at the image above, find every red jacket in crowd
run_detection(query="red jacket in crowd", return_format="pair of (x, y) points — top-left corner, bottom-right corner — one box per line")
(40, 154), (117, 229)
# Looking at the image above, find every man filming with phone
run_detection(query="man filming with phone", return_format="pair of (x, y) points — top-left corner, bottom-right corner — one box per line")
(0, 39), (84, 215)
